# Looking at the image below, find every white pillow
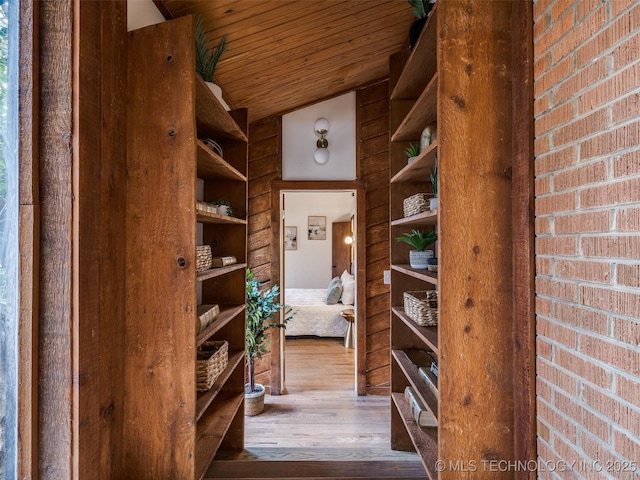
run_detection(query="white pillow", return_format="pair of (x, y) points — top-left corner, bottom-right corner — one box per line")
(340, 270), (355, 305)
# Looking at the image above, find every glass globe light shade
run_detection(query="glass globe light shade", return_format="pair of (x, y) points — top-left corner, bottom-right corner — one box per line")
(314, 147), (330, 165)
(314, 117), (330, 135)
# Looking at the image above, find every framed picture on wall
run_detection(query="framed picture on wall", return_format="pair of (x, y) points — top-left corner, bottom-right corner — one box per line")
(284, 226), (297, 250)
(308, 216), (326, 240)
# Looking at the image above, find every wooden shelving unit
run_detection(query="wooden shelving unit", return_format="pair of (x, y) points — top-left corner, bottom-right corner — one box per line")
(126, 15), (247, 479)
(388, 7), (440, 478)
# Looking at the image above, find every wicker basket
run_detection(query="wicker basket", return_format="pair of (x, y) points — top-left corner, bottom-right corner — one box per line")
(403, 193), (433, 217)
(196, 245), (212, 272)
(403, 290), (438, 326)
(196, 340), (229, 392)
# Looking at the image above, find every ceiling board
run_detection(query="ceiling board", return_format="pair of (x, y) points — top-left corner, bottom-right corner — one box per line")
(156, 0), (415, 123)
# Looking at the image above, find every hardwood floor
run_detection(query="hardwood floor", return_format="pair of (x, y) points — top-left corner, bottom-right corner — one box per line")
(206, 338), (427, 479)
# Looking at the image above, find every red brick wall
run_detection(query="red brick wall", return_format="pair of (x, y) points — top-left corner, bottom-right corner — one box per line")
(534, 0), (640, 475)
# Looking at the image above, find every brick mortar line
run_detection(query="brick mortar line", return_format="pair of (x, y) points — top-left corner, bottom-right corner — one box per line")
(535, 293), (640, 324)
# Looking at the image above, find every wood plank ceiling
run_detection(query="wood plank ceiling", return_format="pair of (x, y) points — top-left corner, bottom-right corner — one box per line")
(154, 0), (415, 123)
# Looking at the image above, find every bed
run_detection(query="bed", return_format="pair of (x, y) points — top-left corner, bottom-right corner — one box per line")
(284, 288), (351, 337)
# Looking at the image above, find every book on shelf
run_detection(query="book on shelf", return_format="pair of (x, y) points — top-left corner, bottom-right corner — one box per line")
(418, 366), (439, 398)
(404, 348), (437, 369)
(404, 386), (437, 427)
(196, 304), (220, 334)
(212, 256), (237, 267)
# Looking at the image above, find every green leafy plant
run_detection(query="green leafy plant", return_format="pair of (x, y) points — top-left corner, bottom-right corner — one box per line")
(212, 200), (233, 217)
(245, 269), (291, 393)
(408, 0), (434, 18)
(430, 161), (438, 196)
(405, 143), (421, 158)
(396, 229), (437, 251)
(195, 16), (228, 83)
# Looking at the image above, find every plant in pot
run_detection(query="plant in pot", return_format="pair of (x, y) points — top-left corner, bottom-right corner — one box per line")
(245, 269), (289, 415)
(407, 0), (435, 50)
(195, 16), (229, 108)
(405, 143), (421, 164)
(429, 161), (438, 210)
(212, 200), (233, 216)
(396, 229), (437, 270)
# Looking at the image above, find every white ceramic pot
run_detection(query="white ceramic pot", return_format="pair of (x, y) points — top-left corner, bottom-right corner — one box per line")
(205, 81), (231, 111)
(429, 197), (438, 210)
(217, 205), (229, 216)
(409, 250), (433, 270)
(245, 383), (265, 416)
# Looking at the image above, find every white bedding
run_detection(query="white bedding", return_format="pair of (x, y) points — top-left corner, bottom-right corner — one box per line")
(284, 288), (351, 337)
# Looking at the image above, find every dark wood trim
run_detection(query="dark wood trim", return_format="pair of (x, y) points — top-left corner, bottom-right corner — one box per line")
(18, 0), (39, 477)
(512, 0), (536, 474)
(152, 0), (174, 20)
(270, 181), (366, 395)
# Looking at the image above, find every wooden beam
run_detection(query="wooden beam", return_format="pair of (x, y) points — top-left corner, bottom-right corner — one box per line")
(38, 0), (74, 477)
(438, 1), (516, 476)
(511, 1), (536, 476)
(18, 0), (39, 477)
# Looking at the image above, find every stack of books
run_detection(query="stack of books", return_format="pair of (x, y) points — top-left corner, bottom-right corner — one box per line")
(212, 256), (237, 267)
(404, 348), (438, 398)
(196, 304), (220, 334)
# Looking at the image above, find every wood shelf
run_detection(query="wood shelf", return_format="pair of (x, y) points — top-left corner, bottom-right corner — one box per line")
(197, 140), (247, 182)
(195, 350), (244, 422)
(392, 308), (438, 353)
(195, 391), (244, 480)
(391, 209), (438, 227)
(196, 208), (247, 225)
(391, 141), (438, 184)
(197, 304), (246, 347)
(391, 264), (438, 286)
(197, 263), (247, 282)
(391, 73), (438, 142)
(390, 7), (438, 101)
(391, 393), (438, 479)
(392, 350), (438, 420)
(196, 76), (247, 142)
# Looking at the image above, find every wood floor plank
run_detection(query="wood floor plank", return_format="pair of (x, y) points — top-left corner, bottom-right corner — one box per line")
(205, 338), (426, 478)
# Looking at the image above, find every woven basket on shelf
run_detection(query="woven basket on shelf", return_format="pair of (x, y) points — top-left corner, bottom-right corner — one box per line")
(403, 193), (433, 217)
(196, 200), (217, 215)
(403, 290), (438, 326)
(196, 340), (229, 392)
(196, 245), (212, 272)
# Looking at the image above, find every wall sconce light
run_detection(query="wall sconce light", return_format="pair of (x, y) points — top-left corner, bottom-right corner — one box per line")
(313, 117), (330, 165)
(344, 235), (354, 245)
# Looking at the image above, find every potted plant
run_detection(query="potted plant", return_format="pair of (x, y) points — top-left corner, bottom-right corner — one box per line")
(408, 0), (435, 50)
(396, 229), (437, 270)
(430, 161), (438, 210)
(245, 269), (289, 415)
(405, 143), (421, 164)
(212, 200), (233, 216)
(195, 16), (229, 107)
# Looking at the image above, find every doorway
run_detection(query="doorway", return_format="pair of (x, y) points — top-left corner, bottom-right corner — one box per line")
(280, 190), (357, 393)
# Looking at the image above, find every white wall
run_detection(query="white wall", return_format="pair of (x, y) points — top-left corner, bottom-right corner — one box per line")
(127, 0), (165, 32)
(284, 191), (354, 289)
(282, 92), (356, 181)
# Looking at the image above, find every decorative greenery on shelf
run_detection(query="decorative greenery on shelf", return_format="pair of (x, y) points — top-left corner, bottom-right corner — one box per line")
(195, 16), (228, 83)
(430, 160), (438, 197)
(212, 200), (233, 217)
(408, 0), (435, 18)
(396, 229), (437, 251)
(405, 143), (421, 158)
(245, 269), (291, 393)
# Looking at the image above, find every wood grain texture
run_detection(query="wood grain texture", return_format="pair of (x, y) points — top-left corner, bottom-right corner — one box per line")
(98, 2), (128, 477)
(358, 81), (391, 394)
(438, 1), (516, 476)
(18, 1), (38, 477)
(125, 17), (196, 479)
(38, 1), (74, 476)
(511, 1), (536, 476)
(156, 0), (415, 123)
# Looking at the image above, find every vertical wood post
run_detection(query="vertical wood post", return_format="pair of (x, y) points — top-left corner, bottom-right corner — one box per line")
(438, 1), (518, 475)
